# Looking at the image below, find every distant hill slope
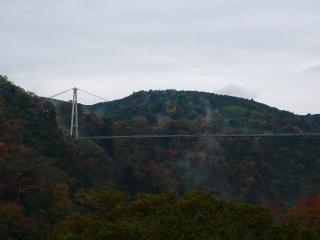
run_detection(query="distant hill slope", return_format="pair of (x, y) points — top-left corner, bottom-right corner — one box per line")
(86, 89), (320, 134)
(48, 88), (320, 205)
(88, 90), (292, 120)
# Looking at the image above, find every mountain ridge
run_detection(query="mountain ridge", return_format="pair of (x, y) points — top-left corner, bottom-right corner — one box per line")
(48, 83), (320, 205)
(87, 89), (295, 117)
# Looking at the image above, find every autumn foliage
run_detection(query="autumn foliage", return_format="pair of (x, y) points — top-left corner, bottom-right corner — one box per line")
(285, 196), (320, 230)
(2, 75), (320, 239)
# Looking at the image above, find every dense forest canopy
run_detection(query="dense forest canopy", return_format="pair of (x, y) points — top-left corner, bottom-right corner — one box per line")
(1, 75), (320, 239)
(53, 82), (320, 204)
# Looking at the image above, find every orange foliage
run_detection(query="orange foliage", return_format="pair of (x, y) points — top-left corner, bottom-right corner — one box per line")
(167, 106), (177, 113)
(0, 202), (39, 238)
(265, 201), (286, 219)
(285, 196), (320, 229)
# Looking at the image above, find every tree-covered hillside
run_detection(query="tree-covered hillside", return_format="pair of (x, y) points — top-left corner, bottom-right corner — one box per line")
(2, 75), (320, 239)
(0, 76), (116, 239)
(52, 88), (320, 205)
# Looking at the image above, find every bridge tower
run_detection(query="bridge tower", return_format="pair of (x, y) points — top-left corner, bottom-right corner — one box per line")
(70, 87), (79, 139)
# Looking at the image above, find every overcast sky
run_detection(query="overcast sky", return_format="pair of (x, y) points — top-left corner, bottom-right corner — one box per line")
(1, 0), (320, 114)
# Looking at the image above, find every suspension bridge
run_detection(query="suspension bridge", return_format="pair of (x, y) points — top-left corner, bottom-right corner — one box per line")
(50, 88), (320, 140)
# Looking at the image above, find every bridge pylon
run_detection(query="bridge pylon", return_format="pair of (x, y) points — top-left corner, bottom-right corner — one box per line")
(70, 87), (79, 139)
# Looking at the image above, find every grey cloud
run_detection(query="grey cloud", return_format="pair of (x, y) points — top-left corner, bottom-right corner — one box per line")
(0, 0), (320, 114)
(302, 64), (320, 75)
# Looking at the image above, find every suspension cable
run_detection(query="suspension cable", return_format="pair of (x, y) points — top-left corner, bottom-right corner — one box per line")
(78, 88), (108, 101)
(50, 88), (73, 98)
(78, 132), (320, 140)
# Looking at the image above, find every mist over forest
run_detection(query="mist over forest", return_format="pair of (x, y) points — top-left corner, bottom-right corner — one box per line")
(1, 75), (320, 239)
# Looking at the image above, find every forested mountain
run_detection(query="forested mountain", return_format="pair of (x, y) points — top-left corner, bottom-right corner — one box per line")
(53, 87), (320, 205)
(2, 75), (320, 239)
